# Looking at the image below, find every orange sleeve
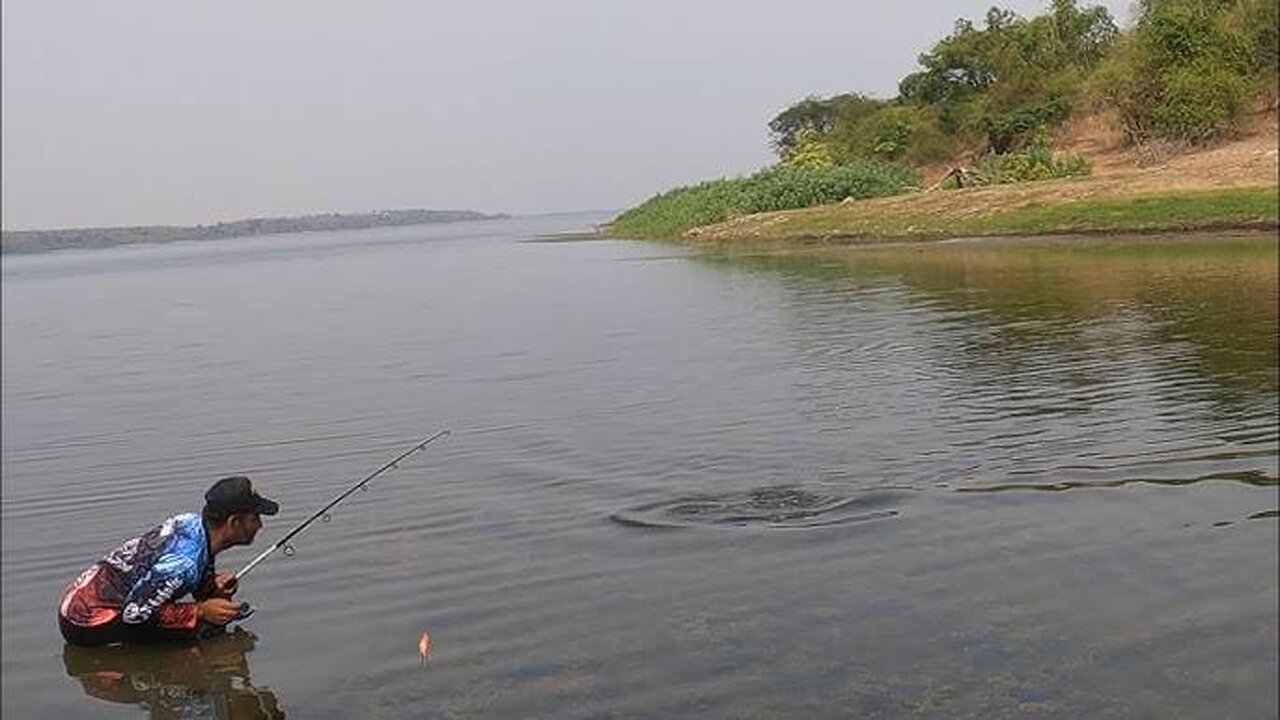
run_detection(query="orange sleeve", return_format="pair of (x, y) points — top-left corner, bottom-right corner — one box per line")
(154, 601), (199, 630)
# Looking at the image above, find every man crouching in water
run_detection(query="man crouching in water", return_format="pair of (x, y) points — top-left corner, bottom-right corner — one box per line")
(58, 476), (279, 646)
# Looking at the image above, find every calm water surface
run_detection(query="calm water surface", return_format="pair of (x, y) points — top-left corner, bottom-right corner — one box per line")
(2, 215), (1276, 719)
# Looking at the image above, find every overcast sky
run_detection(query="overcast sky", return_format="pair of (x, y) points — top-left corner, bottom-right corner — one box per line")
(1, 1), (1133, 230)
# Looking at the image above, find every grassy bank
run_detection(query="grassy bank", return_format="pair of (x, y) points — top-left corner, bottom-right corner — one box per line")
(679, 185), (1278, 246)
(607, 162), (919, 240)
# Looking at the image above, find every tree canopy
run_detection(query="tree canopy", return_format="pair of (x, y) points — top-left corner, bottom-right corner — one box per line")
(766, 0), (1275, 170)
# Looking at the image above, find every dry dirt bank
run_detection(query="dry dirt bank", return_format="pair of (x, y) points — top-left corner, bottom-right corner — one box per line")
(689, 114), (1278, 243)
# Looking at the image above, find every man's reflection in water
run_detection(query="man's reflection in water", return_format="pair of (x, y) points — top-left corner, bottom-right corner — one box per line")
(61, 627), (284, 719)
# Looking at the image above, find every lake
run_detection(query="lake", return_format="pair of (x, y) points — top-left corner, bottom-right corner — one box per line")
(2, 214), (1276, 719)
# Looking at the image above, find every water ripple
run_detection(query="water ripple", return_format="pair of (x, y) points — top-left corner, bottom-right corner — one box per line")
(610, 486), (908, 529)
(953, 469), (1278, 493)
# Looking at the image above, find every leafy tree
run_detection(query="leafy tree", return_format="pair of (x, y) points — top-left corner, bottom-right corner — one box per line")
(899, 17), (1001, 106)
(752, 0), (1271, 194)
(1048, 0), (1120, 66)
(828, 104), (953, 165)
(899, 1), (1116, 151)
(768, 94), (885, 153)
(781, 129), (837, 169)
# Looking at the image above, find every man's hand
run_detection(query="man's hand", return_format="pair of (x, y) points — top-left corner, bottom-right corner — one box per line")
(211, 572), (238, 598)
(198, 597), (243, 626)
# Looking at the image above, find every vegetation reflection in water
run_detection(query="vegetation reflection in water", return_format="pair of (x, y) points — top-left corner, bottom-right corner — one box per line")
(701, 231), (1278, 398)
(637, 231), (1280, 513)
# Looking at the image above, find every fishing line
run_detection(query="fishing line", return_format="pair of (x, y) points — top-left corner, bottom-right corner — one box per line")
(234, 430), (450, 581)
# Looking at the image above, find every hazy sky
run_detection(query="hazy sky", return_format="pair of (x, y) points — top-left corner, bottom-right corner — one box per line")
(1, 1), (1132, 230)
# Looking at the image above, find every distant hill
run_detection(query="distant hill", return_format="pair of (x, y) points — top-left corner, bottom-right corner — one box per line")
(0, 208), (509, 255)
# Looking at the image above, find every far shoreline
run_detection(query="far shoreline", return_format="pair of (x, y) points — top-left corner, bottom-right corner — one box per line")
(0, 208), (509, 256)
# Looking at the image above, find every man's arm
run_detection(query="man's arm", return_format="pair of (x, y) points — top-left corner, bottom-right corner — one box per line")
(193, 571), (239, 601)
(121, 567), (192, 627)
(125, 561), (241, 629)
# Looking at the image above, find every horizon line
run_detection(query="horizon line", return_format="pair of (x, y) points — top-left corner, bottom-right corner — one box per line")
(1, 207), (621, 234)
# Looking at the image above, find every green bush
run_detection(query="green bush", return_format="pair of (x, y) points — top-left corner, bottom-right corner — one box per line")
(977, 93), (1071, 153)
(1093, 0), (1269, 143)
(780, 129), (837, 169)
(1143, 4), (1253, 75)
(824, 105), (954, 166)
(609, 161), (921, 239)
(1227, 0), (1278, 76)
(1089, 34), (1161, 140)
(969, 132), (1092, 185)
(1151, 60), (1250, 139)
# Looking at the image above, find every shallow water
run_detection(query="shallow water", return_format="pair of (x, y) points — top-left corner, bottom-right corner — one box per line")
(2, 217), (1276, 719)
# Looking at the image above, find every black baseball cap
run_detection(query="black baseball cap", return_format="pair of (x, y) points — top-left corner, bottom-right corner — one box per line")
(204, 476), (279, 516)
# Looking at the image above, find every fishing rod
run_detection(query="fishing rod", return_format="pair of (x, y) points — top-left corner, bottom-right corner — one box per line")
(235, 429), (451, 581)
